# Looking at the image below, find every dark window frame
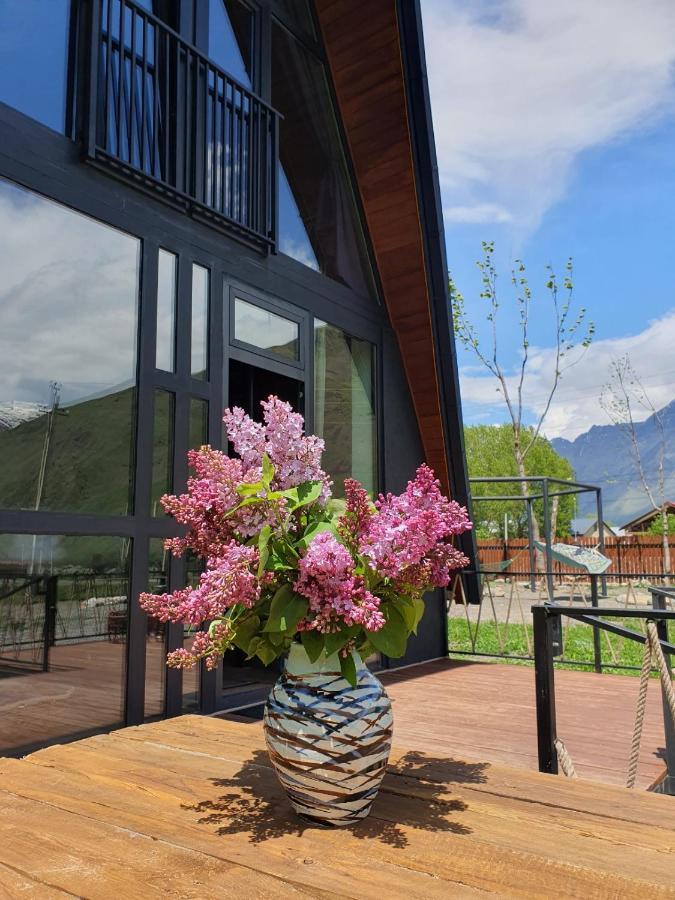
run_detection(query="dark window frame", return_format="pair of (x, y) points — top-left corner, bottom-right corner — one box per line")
(0, 73), (387, 727)
(229, 285), (306, 371)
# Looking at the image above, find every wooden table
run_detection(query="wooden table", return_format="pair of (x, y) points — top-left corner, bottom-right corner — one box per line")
(0, 715), (673, 898)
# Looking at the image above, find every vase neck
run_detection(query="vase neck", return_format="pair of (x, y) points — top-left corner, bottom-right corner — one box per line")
(286, 642), (363, 676)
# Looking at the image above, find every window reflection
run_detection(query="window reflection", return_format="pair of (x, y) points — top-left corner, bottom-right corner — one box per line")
(233, 297), (300, 361)
(145, 537), (169, 719)
(189, 398), (209, 450)
(151, 390), (174, 516)
(314, 320), (377, 496)
(0, 179), (140, 515)
(208, 0), (254, 86)
(191, 264), (210, 380)
(156, 250), (177, 372)
(0, 1), (70, 133)
(272, 24), (375, 297)
(0, 533), (130, 756)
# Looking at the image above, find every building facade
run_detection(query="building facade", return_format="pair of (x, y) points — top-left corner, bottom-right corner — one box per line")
(0, 0), (473, 756)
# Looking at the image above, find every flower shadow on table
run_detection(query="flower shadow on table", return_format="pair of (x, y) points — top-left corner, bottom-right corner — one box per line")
(185, 749), (490, 848)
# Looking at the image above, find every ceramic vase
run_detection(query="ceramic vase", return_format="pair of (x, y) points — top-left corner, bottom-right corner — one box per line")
(263, 643), (393, 827)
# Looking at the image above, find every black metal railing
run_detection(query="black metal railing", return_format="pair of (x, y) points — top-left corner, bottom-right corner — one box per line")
(532, 589), (675, 793)
(81, 0), (279, 248)
(0, 574), (57, 672)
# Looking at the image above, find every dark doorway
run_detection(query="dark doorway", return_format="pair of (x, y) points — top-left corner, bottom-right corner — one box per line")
(228, 358), (304, 420)
(220, 357), (304, 709)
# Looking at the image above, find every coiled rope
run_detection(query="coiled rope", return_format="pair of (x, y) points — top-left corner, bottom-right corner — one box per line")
(555, 620), (674, 789)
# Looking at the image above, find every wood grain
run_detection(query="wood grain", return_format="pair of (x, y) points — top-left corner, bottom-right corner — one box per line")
(0, 715), (673, 898)
(315, 0), (451, 491)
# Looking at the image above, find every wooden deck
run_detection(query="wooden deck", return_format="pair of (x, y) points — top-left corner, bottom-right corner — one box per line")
(1, 715), (673, 898)
(1, 647), (669, 790)
(381, 659), (669, 789)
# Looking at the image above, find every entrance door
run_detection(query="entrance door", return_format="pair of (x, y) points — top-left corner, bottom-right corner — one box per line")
(228, 358), (304, 419)
(220, 356), (304, 709)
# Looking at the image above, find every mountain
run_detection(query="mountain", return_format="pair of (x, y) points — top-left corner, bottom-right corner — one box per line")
(551, 400), (675, 526)
(0, 401), (46, 431)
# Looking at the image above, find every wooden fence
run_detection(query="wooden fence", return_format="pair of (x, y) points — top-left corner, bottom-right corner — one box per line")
(476, 536), (675, 580)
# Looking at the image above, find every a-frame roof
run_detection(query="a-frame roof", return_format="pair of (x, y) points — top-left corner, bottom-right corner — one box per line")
(314, 0), (470, 509)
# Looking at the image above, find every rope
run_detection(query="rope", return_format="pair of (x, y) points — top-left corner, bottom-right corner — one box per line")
(554, 738), (577, 778)
(647, 621), (675, 725)
(626, 621), (675, 789)
(626, 635), (653, 789)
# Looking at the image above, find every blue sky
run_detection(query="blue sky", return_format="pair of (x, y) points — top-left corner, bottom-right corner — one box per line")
(422, 0), (675, 438)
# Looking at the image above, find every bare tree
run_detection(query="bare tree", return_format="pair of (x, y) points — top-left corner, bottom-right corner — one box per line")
(600, 355), (670, 573)
(450, 241), (594, 546)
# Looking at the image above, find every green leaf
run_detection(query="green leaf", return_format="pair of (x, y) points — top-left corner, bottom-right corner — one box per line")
(236, 480), (263, 497)
(301, 630), (324, 663)
(411, 597), (425, 635)
(255, 638), (279, 666)
(340, 652), (357, 688)
(263, 584), (308, 634)
(369, 604), (409, 658)
(284, 480), (323, 511)
(257, 525), (272, 577)
(297, 520), (335, 551)
(324, 626), (358, 656)
(232, 615), (260, 654)
(391, 595), (425, 635)
(262, 453), (275, 488)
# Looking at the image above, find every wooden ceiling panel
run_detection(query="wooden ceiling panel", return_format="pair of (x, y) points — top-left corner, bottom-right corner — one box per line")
(315, 0), (451, 492)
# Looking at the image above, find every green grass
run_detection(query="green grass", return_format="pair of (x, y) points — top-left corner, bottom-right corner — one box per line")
(448, 618), (671, 675)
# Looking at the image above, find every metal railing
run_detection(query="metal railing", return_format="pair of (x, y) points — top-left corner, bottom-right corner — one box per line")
(81, 0), (279, 248)
(0, 574), (57, 672)
(451, 570), (674, 673)
(532, 588), (675, 794)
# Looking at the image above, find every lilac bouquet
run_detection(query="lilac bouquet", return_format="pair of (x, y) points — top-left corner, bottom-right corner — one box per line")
(140, 396), (472, 685)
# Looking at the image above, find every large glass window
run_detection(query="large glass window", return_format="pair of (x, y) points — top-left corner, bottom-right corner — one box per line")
(272, 23), (376, 297)
(0, 179), (140, 515)
(0, 1), (71, 133)
(145, 537), (169, 719)
(0, 533), (130, 756)
(314, 320), (377, 495)
(208, 0), (255, 86)
(191, 264), (210, 380)
(233, 296), (300, 361)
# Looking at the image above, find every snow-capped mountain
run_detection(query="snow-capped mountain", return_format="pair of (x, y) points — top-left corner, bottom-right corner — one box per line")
(0, 401), (46, 431)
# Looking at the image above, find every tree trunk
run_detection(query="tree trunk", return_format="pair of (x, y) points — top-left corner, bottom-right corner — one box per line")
(661, 507), (671, 575)
(515, 452), (541, 572)
(550, 495), (560, 542)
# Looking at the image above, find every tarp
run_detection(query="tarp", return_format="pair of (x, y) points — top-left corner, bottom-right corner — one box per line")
(534, 541), (612, 575)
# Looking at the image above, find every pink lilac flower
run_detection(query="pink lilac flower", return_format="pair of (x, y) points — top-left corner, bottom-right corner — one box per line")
(360, 464), (471, 579)
(140, 542), (259, 626)
(294, 532), (384, 633)
(338, 478), (374, 552)
(167, 620), (234, 670)
(223, 397), (332, 501)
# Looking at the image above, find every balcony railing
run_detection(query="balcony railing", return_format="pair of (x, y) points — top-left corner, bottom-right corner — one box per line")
(82, 0), (279, 249)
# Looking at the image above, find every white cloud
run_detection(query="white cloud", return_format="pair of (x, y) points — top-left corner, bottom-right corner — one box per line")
(459, 309), (675, 439)
(443, 203), (513, 224)
(422, 0), (675, 232)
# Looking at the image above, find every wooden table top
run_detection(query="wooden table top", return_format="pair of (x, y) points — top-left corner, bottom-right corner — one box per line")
(0, 714), (673, 898)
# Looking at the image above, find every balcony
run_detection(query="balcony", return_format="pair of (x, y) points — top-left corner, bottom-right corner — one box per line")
(81, 0), (279, 249)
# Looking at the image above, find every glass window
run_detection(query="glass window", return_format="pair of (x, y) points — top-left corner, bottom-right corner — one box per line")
(156, 250), (177, 372)
(151, 390), (174, 516)
(314, 320), (377, 495)
(272, 23), (376, 298)
(208, 0), (254, 86)
(273, 0), (316, 41)
(0, 1), (70, 133)
(0, 533), (130, 756)
(0, 179), (139, 515)
(182, 554), (204, 712)
(189, 398), (209, 450)
(145, 537), (169, 719)
(191, 264), (209, 380)
(233, 297), (300, 361)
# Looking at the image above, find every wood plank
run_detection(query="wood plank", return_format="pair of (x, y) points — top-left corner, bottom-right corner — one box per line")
(14, 726), (675, 892)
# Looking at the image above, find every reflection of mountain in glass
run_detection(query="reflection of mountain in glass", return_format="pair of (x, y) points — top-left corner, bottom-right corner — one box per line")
(0, 386), (136, 515)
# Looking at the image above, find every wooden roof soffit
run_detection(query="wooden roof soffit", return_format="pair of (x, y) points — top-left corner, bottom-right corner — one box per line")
(315, 0), (451, 493)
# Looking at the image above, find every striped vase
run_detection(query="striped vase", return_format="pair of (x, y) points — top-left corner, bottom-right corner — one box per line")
(263, 643), (393, 827)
